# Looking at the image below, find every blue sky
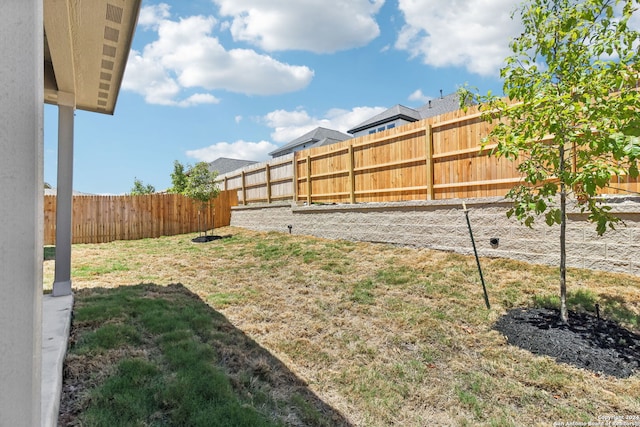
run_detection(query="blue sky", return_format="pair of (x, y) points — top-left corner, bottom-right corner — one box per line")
(44, 0), (523, 195)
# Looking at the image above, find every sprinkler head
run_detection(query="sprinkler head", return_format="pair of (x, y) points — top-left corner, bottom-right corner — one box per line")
(287, 224), (293, 234)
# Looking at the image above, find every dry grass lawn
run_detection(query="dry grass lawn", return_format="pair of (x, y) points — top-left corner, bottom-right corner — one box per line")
(45, 226), (640, 426)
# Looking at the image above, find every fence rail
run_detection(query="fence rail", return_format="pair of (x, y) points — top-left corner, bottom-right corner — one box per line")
(217, 105), (640, 205)
(44, 191), (238, 245)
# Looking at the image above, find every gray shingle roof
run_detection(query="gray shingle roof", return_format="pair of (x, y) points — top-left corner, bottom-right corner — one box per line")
(417, 92), (463, 119)
(347, 92), (465, 135)
(269, 127), (351, 157)
(207, 157), (258, 175)
(347, 104), (422, 134)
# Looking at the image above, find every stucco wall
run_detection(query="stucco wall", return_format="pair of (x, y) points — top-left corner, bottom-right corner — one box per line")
(0, 2), (44, 425)
(231, 197), (640, 276)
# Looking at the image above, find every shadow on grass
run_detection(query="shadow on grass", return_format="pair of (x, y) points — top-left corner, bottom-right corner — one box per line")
(60, 283), (352, 427)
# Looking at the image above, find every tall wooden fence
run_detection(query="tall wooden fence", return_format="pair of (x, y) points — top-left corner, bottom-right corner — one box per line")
(217, 106), (640, 205)
(44, 191), (238, 245)
(295, 107), (521, 203)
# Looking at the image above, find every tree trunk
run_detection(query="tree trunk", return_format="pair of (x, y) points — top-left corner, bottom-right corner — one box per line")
(559, 143), (569, 324)
(203, 204), (208, 237)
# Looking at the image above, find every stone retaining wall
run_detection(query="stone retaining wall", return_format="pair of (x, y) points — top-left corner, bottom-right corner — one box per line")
(230, 197), (640, 276)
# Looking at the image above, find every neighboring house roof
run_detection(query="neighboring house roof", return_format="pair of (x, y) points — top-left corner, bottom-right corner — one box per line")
(347, 92), (464, 135)
(44, 188), (93, 196)
(417, 92), (464, 119)
(269, 127), (351, 157)
(347, 104), (422, 135)
(207, 157), (258, 175)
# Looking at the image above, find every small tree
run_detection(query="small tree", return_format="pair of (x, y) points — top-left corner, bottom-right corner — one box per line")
(461, 0), (640, 323)
(130, 177), (156, 195)
(184, 162), (220, 236)
(169, 160), (188, 194)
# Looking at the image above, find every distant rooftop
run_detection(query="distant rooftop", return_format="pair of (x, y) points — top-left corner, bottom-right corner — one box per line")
(44, 188), (93, 196)
(417, 92), (464, 119)
(347, 92), (464, 135)
(207, 157), (258, 175)
(347, 104), (422, 135)
(269, 127), (351, 157)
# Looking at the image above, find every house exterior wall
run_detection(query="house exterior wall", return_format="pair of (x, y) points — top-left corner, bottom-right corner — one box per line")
(231, 198), (640, 277)
(0, 1), (44, 425)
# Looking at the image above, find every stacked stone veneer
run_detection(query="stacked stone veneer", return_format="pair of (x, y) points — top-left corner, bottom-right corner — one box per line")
(231, 197), (640, 276)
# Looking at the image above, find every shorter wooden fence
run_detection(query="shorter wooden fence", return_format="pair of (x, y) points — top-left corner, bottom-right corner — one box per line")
(44, 191), (238, 245)
(217, 154), (295, 205)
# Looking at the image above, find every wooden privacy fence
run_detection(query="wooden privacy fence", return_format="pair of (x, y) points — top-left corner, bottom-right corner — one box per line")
(217, 154), (295, 205)
(217, 106), (640, 205)
(295, 108), (524, 203)
(296, 107), (640, 203)
(44, 191), (238, 245)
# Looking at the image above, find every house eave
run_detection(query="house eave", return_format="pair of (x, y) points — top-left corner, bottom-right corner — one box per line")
(43, 0), (141, 114)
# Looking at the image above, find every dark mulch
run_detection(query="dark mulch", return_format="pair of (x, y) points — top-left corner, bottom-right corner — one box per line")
(493, 308), (640, 378)
(191, 234), (232, 243)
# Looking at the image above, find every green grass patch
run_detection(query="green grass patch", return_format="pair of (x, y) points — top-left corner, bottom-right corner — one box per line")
(72, 260), (130, 277)
(376, 265), (417, 286)
(533, 289), (640, 327)
(66, 284), (298, 426)
(350, 278), (376, 304)
(73, 324), (141, 354)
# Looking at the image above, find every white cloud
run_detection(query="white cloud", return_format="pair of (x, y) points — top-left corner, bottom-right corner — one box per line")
(123, 4), (314, 105)
(214, 0), (384, 53)
(177, 93), (221, 107)
(264, 106), (387, 143)
(408, 89), (431, 104)
(234, 115), (243, 124)
(137, 3), (170, 29)
(186, 140), (277, 162)
(395, 0), (522, 77)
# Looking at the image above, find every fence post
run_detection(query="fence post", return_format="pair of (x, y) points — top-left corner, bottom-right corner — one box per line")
(293, 154), (299, 203)
(266, 163), (272, 204)
(425, 124), (435, 200)
(241, 171), (247, 206)
(306, 155), (312, 205)
(348, 144), (355, 204)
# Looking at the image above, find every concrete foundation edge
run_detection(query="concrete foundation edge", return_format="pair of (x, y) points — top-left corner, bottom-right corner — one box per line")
(41, 294), (73, 427)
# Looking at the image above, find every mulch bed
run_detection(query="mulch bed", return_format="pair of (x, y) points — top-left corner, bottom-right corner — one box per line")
(493, 308), (640, 378)
(191, 234), (232, 243)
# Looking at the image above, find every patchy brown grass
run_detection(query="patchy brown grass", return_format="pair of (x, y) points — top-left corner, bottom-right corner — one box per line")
(47, 227), (640, 426)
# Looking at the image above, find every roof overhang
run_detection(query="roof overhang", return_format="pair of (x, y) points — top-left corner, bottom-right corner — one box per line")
(44, 0), (141, 114)
(347, 114), (419, 135)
